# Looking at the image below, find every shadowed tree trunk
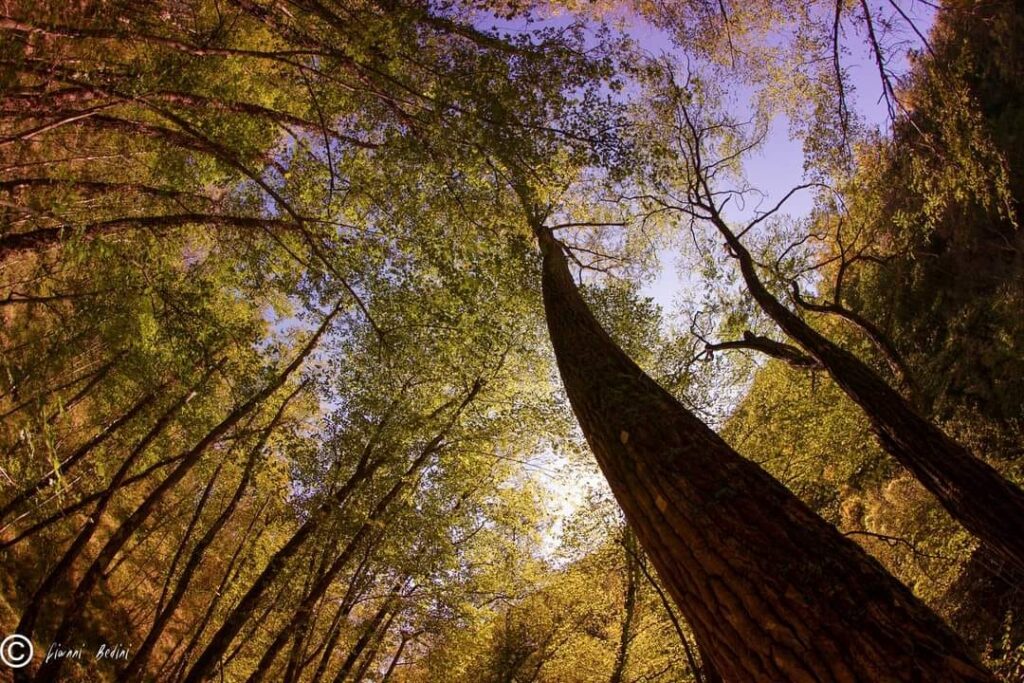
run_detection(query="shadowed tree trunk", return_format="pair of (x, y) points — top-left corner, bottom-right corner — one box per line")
(0, 383), (161, 524)
(350, 606), (399, 683)
(121, 386), (298, 681)
(332, 582), (403, 683)
(10, 367), (210, 641)
(379, 633), (411, 683)
(610, 531), (638, 683)
(163, 496), (271, 682)
(629, 541), (704, 682)
(706, 208), (1024, 578)
(532, 222), (994, 681)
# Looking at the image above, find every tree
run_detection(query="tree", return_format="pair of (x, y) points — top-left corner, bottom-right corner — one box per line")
(637, 60), (1024, 578)
(521, 210), (991, 679)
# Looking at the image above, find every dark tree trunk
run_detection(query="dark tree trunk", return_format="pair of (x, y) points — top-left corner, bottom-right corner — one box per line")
(11, 371), (201, 641)
(180, 428), (388, 681)
(631, 543), (704, 682)
(332, 585), (401, 683)
(122, 389), (295, 681)
(308, 588), (361, 683)
(0, 384), (160, 524)
(534, 226), (993, 681)
(165, 497), (271, 682)
(379, 634), (410, 683)
(350, 607), (399, 683)
(610, 531), (637, 683)
(714, 220), (1024, 578)
(305, 547), (377, 682)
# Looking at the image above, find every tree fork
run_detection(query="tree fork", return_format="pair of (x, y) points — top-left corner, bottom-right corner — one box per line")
(533, 222), (993, 681)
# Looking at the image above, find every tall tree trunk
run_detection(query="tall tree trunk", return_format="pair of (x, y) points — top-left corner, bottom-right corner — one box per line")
(350, 607), (399, 683)
(379, 634), (410, 683)
(12, 367), (211, 641)
(185, 379), (482, 683)
(709, 213), (1024, 577)
(631, 543), (703, 682)
(332, 584), (402, 683)
(533, 224), (993, 681)
(308, 587), (362, 683)
(164, 497), (271, 683)
(304, 546), (378, 681)
(610, 531), (638, 683)
(0, 447), (189, 548)
(122, 388), (295, 681)
(179, 422), (389, 682)
(0, 384), (160, 524)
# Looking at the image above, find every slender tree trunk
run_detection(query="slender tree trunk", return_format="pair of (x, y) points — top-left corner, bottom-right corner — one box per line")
(332, 585), (402, 683)
(610, 532), (637, 683)
(122, 388), (294, 681)
(0, 214), (310, 262)
(281, 539), (341, 683)
(711, 216), (1024, 577)
(12, 369), (207, 641)
(305, 548), (376, 682)
(0, 351), (119, 422)
(242, 448), (431, 681)
(309, 591), (360, 683)
(180, 425), (390, 681)
(532, 224), (993, 681)
(0, 384), (160, 524)
(350, 607), (399, 683)
(185, 379), (481, 682)
(167, 496), (271, 682)
(157, 463), (224, 604)
(379, 634), (410, 683)
(0, 447), (190, 548)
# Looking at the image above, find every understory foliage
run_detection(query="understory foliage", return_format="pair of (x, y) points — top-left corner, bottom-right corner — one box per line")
(1, 0), (1021, 681)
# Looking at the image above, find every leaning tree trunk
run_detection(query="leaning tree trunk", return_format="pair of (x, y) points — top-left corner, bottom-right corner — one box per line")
(713, 221), (1024, 578)
(534, 225), (993, 681)
(609, 531), (637, 683)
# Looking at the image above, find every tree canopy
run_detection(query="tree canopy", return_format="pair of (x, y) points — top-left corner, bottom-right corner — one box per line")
(1, 0), (1022, 680)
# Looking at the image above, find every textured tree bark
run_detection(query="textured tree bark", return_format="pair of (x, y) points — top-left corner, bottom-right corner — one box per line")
(535, 225), (994, 681)
(631, 543), (704, 682)
(713, 219), (1024, 578)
